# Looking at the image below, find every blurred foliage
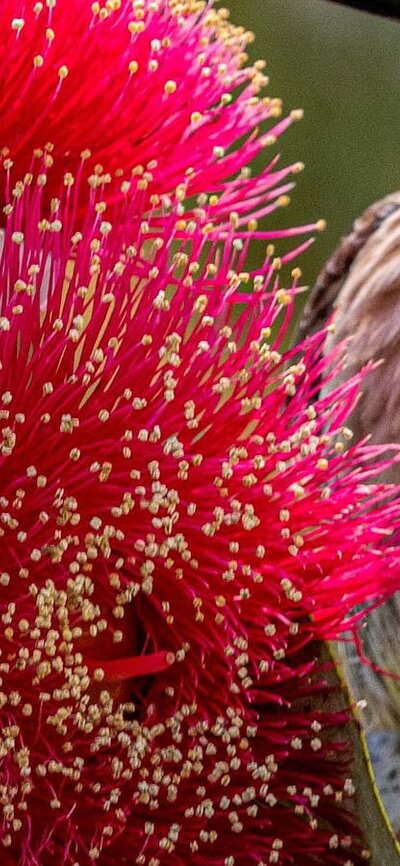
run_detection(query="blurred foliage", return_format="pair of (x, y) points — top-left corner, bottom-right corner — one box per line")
(228, 0), (400, 320)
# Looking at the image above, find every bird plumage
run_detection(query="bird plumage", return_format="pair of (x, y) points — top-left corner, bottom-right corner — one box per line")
(299, 193), (400, 479)
(298, 192), (400, 831)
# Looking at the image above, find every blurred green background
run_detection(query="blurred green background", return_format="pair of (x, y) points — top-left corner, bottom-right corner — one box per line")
(227, 0), (400, 310)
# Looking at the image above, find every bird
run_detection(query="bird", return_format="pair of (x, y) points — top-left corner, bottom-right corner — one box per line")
(298, 190), (400, 831)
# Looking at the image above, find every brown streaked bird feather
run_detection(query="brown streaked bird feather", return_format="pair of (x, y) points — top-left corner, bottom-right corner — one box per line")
(298, 193), (400, 342)
(299, 192), (400, 479)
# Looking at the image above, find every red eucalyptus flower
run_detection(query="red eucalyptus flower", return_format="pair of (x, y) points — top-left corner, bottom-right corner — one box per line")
(1, 1), (400, 863)
(0, 0), (302, 213)
(0, 161), (399, 866)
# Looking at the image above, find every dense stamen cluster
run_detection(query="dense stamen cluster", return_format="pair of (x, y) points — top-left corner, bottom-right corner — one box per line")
(0, 0), (303, 213)
(1, 2), (400, 865)
(0, 162), (398, 866)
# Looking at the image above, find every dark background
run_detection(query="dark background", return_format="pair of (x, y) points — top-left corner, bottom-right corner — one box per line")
(227, 0), (400, 309)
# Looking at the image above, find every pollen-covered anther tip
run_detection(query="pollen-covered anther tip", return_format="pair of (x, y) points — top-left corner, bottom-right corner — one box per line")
(164, 79), (177, 94)
(11, 17), (25, 31)
(247, 217), (258, 231)
(290, 108), (304, 121)
(262, 134), (277, 147)
(275, 289), (292, 306)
